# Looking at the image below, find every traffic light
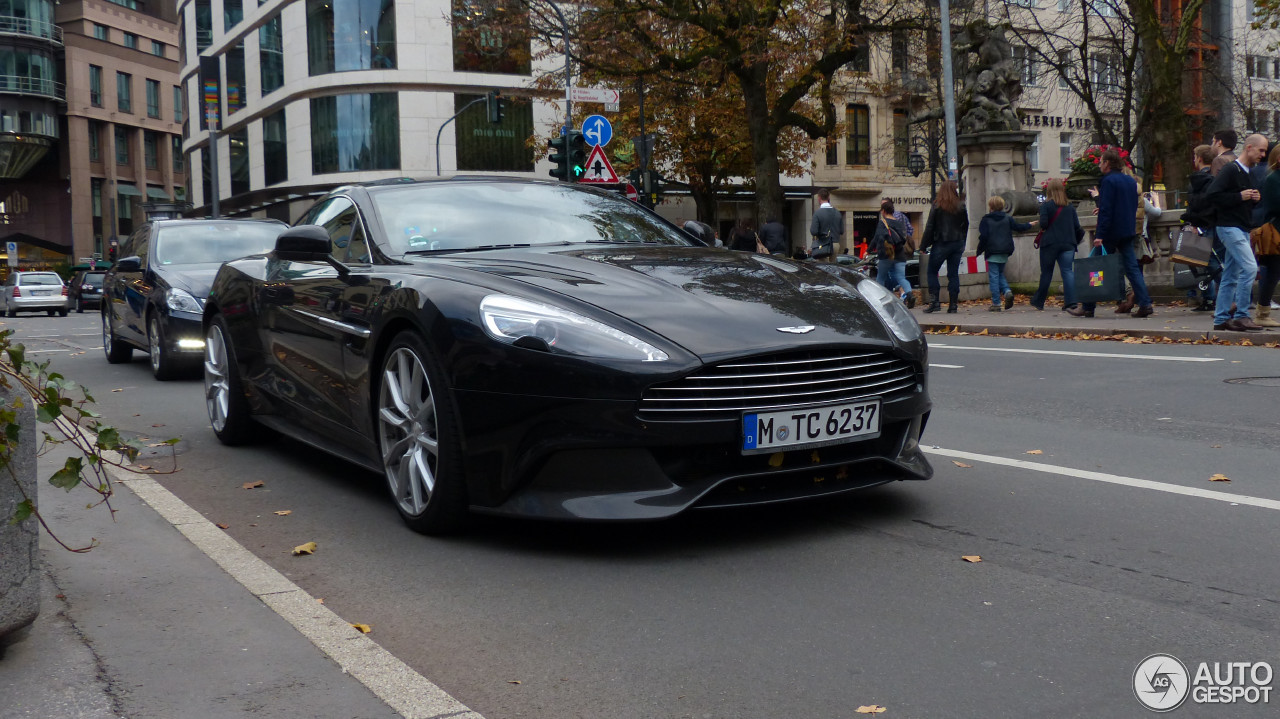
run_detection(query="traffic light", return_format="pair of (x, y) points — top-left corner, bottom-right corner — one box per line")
(567, 130), (588, 181)
(486, 90), (504, 124)
(548, 134), (569, 181)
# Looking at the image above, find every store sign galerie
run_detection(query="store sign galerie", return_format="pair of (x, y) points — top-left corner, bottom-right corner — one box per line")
(1020, 113), (1115, 130)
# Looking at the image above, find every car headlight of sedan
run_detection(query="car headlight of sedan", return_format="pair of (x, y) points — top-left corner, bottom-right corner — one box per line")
(857, 279), (922, 342)
(480, 295), (669, 362)
(165, 288), (203, 314)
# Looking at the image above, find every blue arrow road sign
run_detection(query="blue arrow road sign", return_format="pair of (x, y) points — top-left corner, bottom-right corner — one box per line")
(582, 115), (612, 147)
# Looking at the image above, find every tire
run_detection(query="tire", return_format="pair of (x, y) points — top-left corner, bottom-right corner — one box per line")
(59, 308), (68, 317)
(47, 309), (55, 317)
(76, 297), (83, 313)
(376, 332), (468, 535)
(204, 315), (256, 445)
(102, 310), (132, 364)
(148, 314), (180, 381)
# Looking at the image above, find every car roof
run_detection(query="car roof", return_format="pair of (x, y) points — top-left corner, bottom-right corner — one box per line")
(149, 218), (288, 227)
(332, 175), (604, 196)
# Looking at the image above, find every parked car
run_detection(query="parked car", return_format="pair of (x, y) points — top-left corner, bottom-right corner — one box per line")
(1, 271), (68, 317)
(202, 178), (933, 535)
(68, 270), (106, 313)
(102, 218), (288, 379)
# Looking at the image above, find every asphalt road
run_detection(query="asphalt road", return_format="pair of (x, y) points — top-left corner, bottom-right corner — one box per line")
(11, 311), (1280, 718)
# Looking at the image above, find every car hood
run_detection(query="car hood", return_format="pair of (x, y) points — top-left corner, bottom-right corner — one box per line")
(432, 246), (897, 360)
(156, 264), (222, 299)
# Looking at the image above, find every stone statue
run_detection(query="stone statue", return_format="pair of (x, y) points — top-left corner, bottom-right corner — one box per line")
(954, 21), (1023, 134)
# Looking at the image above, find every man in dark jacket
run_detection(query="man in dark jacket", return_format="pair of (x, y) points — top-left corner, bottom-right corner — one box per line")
(758, 216), (788, 255)
(1082, 148), (1152, 317)
(1182, 144), (1220, 311)
(1207, 133), (1267, 331)
(809, 188), (843, 261)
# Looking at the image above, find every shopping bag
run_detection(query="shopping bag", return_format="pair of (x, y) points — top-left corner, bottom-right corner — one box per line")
(1073, 247), (1125, 303)
(1172, 263), (1198, 290)
(1170, 226), (1212, 267)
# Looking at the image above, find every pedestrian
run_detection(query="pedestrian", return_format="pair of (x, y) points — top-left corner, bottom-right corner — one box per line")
(976, 195), (1036, 312)
(1079, 148), (1153, 318)
(880, 198), (915, 241)
(1252, 144), (1280, 327)
(1207, 133), (1268, 331)
(919, 179), (968, 314)
(871, 199), (915, 307)
(1182, 144), (1220, 312)
(1209, 129), (1238, 177)
(728, 219), (759, 252)
(758, 216), (789, 255)
(809, 188), (843, 261)
(1032, 179), (1084, 313)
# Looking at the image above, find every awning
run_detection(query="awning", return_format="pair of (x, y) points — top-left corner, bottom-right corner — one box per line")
(115, 183), (141, 197)
(146, 186), (170, 200)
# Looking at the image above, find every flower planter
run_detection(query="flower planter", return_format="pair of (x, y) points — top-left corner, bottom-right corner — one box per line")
(1065, 172), (1099, 202)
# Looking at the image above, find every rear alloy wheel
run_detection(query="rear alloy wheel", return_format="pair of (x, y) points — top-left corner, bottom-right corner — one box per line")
(376, 332), (467, 535)
(148, 315), (180, 380)
(102, 311), (132, 363)
(204, 315), (255, 445)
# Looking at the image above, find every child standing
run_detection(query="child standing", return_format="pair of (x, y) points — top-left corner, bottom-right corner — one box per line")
(976, 195), (1037, 311)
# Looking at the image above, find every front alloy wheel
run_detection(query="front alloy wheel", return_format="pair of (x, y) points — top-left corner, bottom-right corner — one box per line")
(377, 334), (466, 534)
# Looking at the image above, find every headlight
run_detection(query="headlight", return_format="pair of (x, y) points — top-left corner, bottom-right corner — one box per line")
(857, 279), (921, 342)
(166, 288), (203, 314)
(480, 295), (669, 362)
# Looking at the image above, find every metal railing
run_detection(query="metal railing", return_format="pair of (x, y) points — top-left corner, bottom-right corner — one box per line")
(0, 15), (63, 44)
(0, 75), (65, 101)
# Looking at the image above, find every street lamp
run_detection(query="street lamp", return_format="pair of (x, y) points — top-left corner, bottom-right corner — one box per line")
(908, 152), (926, 177)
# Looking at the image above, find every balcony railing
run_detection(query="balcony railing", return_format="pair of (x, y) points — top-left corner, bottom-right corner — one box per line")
(0, 75), (66, 101)
(0, 15), (63, 44)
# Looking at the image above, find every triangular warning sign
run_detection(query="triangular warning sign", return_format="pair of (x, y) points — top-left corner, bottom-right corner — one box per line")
(578, 144), (619, 183)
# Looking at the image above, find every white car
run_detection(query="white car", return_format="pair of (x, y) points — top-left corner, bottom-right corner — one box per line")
(1, 271), (69, 317)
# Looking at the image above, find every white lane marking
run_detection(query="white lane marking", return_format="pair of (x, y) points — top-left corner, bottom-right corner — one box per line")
(929, 343), (1222, 362)
(26, 349), (74, 353)
(19, 333), (100, 337)
(929, 363), (965, 369)
(108, 469), (484, 719)
(926, 447), (1280, 511)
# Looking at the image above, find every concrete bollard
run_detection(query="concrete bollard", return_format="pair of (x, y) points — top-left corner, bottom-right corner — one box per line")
(0, 383), (39, 639)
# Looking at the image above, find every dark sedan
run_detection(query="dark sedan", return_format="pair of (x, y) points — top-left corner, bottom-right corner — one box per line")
(69, 270), (106, 313)
(203, 178), (932, 534)
(103, 218), (287, 379)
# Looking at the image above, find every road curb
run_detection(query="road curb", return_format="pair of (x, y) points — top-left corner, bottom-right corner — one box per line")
(918, 321), (1280, 344)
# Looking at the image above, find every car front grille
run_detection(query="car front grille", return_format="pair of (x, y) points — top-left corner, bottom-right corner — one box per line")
(638, 349), (919, 421)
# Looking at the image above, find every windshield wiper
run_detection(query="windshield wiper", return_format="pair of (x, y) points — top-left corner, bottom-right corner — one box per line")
(403, 243), (535, 255)
(583, 238), (662, 245)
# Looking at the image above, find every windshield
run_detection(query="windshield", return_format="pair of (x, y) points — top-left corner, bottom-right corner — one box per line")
(83, 273), (105, 287)
(370, 182), (694, 255)
(19, 273), (62, 286)
(154, 223), (284, 265)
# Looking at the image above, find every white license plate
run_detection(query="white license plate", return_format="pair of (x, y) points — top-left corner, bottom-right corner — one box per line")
(32, 290), (52, 296)
(742, 399), (881, 453)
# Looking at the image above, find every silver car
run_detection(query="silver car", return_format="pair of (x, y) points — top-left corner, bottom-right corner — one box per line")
(2, 271), (69, 317)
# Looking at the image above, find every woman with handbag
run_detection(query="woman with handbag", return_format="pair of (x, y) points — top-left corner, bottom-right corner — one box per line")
(1254, 145), (1280, 327)
(871, 200), (915, 307)
(919, 180), (968, 314)
(1032, 179), (1085, 312)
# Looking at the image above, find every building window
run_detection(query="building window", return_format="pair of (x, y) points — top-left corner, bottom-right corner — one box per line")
(0, 47), (57, 98)
(1012, 0), (1037, 6)
(891, 32), (908, 75)
(1089, 0), (1117, 18)
(454, 93), (534, 171)
(146, 79), (161, 118)
(151, 40), (165, 57)
(115, 126), (129, 165)
(89, 65), (103, 106)
(451, 0), (528, 74)
(123, 32), (138, 49)
(226, 43), (246, 114)
(229, 129), (249, 196)
(1028, 132), (1041, 170)
(173, 136), (184, 172)
(848, 37), (870, 73)
(174, 85), (184, 123)
(88, 120), (101, 162)
(105, 0), (138, 8)
(1057, 0), (1070, 10)
(1014, 46), (1037, 86)
(117, 72), (132, 112)
(224, 0), (243, 32)
(144, 131), (158, 169)
(308, 0), (397, 75)
(91, 178), (103, 245)
(893, 109), (909, 168)
(1057, 50), (1071, 89)
(93, 23), (108, 41)
(1059, 132), (1072, 172)
(825, 139), (839, 166)
(310, 93), (400, 173)
(117, 186), (133, 237)
(1090, 53), (1120, 94)
(1247, 108), (1270, 134)
(1245, 55), (1278, 80)
(262, 110), (287, 185)
(195, 0), (212, 52)
(259, 15), (284, 95)
(201, 146), (211, 207)
(845, 104), (870, 165)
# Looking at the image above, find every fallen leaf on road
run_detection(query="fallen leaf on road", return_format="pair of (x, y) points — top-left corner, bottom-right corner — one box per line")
(135, 465), (152, 471)
(767, 452), (783, 468)
(216, 523), (229, 529)
(292, 541), (318, 555)
(835, 466), (849, 480)
(350, 623), (371, 634)
(111, 388), (123, 392)
(1210, 444), (1222, 449)
(962, 555), (982, 563)
(952, 461), (973, 468)
(243, 480), (264, 489)
(976, 328), (989, 336)
(508, 680), (522, 685)
(273, 510), (292, 516)
(856, 706), (887, 714)
(151, 423), (165, 427)
(1025, 449), (1043, 455)
(1209, 474), (1230, 482)
(316, 598), (324, 604)
(810, 450), (821, 463)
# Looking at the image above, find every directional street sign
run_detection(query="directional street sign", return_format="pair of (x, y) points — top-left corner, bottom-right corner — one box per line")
(571, 87), (620, 105)
(582, 115), (612, 148)
(578, 145), (619, 184)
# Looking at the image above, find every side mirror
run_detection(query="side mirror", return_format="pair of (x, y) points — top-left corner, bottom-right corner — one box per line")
(115, 256), (142, 272)
(275, 226), (332, 262)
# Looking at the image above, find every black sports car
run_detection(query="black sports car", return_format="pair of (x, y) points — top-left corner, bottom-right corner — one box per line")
(203, 178), (932, 534)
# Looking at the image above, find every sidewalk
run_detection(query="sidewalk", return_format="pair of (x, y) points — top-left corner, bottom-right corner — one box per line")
(0, 443), (472, 718)
(912, 297), (1280, 343)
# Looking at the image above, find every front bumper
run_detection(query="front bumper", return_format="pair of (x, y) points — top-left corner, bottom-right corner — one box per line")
(456, 388), (932, 521)
(159, 311), (207, 356)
